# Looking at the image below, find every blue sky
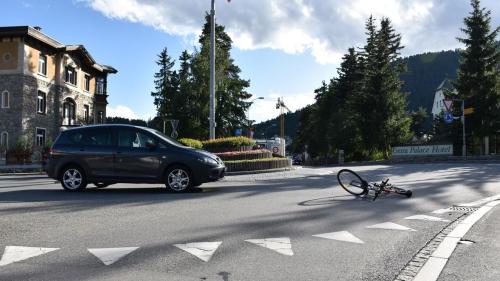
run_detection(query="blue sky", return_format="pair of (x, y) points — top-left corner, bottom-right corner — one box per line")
(2, 0), (499, 122)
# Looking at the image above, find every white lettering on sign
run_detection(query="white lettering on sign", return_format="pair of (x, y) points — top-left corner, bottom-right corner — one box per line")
(392, 145), (452, 156)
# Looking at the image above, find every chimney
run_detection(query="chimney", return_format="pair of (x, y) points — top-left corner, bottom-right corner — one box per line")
(33, 26), (42, 31)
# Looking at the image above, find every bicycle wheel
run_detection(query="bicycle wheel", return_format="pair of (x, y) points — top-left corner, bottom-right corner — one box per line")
(337, 169), (367, 196)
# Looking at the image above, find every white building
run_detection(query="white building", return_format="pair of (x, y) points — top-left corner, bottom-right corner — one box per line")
(431, 79), (457, 116)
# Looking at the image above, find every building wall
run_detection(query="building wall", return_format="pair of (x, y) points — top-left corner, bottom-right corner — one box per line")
(1, 32), (111, 157)
(0, 37), (23, 74)
(0, 74), (25, 149)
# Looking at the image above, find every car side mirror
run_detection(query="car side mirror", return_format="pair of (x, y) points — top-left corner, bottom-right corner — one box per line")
(146, 139), (157, 150)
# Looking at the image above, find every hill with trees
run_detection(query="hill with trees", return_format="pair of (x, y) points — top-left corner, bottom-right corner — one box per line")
(254, 49), (461, 139)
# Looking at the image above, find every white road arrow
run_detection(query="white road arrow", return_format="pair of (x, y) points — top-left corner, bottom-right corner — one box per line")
(0, 246), (59, 266)
(366, 222), (416, 231)
(174, 242), (222, 262)
(245, 237), (294, 256)
(87, 247), (139, 265)
(312, 231), (365, 244)
(405, 215), (450, 222)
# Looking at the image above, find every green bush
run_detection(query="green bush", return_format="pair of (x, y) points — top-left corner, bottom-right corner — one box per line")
(178, 138), (203, 149)
(202, 136), (256, 152)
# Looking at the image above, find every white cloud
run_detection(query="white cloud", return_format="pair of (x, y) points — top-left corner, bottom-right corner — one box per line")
(80, 0), (500, 65)
(106, 105), (139, 119)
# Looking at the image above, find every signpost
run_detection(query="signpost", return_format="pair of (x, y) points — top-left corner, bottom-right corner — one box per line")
(442, 99), (466, 158)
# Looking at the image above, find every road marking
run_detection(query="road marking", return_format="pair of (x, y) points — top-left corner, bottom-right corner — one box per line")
(457, 193), (500, 207)
(0, 246), (59, 266)
(312, 231), (364, 244)
(245, 237), (294, 256)
(431, 208), (453, 214)
(366, 222), (416, 231)
(87, 247), (139, 265)
(404, 215), (450, 222)
(413, 200), (500, 281)
(174, 242), (222, 262)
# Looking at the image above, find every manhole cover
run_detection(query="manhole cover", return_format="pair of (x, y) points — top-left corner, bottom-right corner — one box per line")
(450, 206), (479, 212)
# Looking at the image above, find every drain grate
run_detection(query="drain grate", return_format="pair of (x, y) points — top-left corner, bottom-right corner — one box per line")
(450, 206), (479, 212)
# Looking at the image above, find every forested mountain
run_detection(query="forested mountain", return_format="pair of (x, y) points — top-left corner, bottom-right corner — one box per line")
(254, 49), (461, 139)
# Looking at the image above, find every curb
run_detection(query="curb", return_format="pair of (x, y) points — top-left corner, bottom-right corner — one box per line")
(225, 166), (296, 176)
(412, 200), (500, 281)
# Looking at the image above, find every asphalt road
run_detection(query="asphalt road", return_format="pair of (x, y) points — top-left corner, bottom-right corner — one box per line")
(0, 163), (499, 281)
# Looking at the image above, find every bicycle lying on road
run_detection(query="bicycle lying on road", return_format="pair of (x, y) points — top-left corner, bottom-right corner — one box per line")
(337, 169), (412, 201)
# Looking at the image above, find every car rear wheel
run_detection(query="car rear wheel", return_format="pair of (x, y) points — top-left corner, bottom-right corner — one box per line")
(60, 165), (87, 191)
(165, 166), (192, 192)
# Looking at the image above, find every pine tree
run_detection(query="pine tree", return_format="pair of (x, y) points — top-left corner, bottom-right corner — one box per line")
(361, 17), (411, 157)
(329, 48), (365, 160)
(191, 14), (252, 138)
(456, 0), (500, 139)
(151, 48), (177, 120)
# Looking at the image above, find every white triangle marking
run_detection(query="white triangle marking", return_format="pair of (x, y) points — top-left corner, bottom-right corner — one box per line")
(366, 222), (416, 231)
(245, 237), (294, 256)
(174, 242), (222, 262)
(0, 246), (59, 266)
(87, 247), (139, 265)
(312, 231), (365, 244)
(432, 208), (453, 214)
(405, 215), (450, 222)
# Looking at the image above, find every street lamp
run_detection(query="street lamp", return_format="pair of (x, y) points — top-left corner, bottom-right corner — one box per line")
(209, 0), (216, 139)
(248, 97), (264, 126)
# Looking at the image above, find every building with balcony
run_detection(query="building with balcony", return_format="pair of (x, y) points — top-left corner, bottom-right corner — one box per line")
(0, 26), (116, 153)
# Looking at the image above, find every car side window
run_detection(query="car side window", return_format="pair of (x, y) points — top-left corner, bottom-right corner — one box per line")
(58, 131), (84, 145)
(118, 129), (157, 149)
(82, 128), (113, 146)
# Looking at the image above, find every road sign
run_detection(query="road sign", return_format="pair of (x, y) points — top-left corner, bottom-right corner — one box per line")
(443, 100), (453, 112)
(464, 107), (474, 115)
(444, 112), (454, 124)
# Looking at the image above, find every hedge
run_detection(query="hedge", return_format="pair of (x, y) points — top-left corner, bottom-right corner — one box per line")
(178, 138), (203, 149)
(215, 149), (272, 161)
(225, 157), (292, 172)
(202, 136), (256, 153)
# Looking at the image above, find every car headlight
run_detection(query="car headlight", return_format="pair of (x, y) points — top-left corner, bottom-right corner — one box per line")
(198, 156), (218, 166)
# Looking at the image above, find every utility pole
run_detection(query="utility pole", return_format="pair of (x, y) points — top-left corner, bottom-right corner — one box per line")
(209, 0), (216, 139)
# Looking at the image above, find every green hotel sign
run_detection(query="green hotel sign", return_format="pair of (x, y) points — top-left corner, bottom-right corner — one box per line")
(392, 145), (453, 156)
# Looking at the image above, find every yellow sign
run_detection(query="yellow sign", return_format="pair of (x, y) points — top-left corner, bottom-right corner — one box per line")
(464, 107), (474, 115)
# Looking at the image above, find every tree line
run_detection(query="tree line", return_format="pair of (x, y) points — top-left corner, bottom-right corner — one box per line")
(293, 0), (499, 160)
(293, 16), (412, 161)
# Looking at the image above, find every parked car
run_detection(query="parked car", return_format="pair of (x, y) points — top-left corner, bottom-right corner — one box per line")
(43, 124), (226, 192)
(292, 154), (303, 165)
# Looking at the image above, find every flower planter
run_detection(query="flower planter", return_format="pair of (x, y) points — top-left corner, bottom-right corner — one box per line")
(205, 146), (253, 153)
(215, 149), (273, 161)
(225, 158), (292, 172)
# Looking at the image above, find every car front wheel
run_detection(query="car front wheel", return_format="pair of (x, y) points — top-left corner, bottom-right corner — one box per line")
(60, 165), (87, 191)
(165, 166), (192, 192)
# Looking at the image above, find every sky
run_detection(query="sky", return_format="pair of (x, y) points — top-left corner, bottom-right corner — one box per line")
(2, 0), (499, 123)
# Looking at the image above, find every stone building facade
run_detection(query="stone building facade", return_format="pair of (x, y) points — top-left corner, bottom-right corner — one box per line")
(0, 26), (116, 155)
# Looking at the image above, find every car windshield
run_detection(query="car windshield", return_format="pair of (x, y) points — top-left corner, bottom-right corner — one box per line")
(147, 129), (187, 148)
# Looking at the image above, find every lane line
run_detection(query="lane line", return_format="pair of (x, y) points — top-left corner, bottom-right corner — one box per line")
(404, 215), (450, 222)
(413, 200), (500, 281)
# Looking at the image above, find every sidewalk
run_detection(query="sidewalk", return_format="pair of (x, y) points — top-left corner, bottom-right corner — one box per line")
(438, 202), (500, 281)
(0, 163), (43, 175)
